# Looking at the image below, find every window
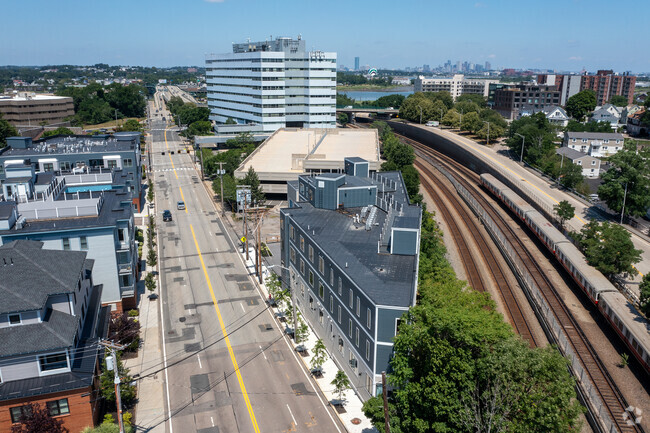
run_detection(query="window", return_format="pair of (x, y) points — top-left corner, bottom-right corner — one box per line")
(123, 158), (133, 167)
(39, 352), (68, 372)
(300, 235), (304, 251)
(349, 319), (353, 337)
(349, 289), (354, 308)
(309, 296), (314, 310)
(300, 282), (305, 297)
(329, 269), (334, 286)
(319, 282), (324, 299)
(367, 308), (372, 329)
(62, 238), (70, 250)
(330, 295), (334, 312)
(366, 340), (370, 360)
(309, 245), (314, 262)
(356, 296), (361, 317)
(118, 229), (125, 242)
(80, 236), (88, 250)
(318, 256), (324, 274)
(338, 306), (341, 323)
(290, 247), (296, 263)
(309, 271), (314, 286)
(46, 399), (69, 416)
(8, 314), (21, 325)
(338, 277), (342, 295)
(42, 163), (54, 172)
(300, 259), (305, 275)
(319, 309), (324, 325)
(10, 406), (32, 423)
(395, 318), (402, 336)
(289, 225), (295, 240)
(355, 327), (359, 346)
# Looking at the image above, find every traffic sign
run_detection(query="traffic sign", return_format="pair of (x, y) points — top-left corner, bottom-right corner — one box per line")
(240, 236), (246, 243)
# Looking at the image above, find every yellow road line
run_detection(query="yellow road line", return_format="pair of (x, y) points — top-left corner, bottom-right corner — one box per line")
(190, 225), (260, 433)
(178, 187), (188, 214)
(163, 129), (178, 179)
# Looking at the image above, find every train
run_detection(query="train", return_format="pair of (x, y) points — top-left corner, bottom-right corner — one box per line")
(480, 173), (650, 374)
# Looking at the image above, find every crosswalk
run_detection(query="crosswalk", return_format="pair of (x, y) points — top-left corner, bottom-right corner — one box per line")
(154, 167), (196, 173)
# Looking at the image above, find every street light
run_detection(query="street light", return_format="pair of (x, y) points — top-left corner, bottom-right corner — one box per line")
(268, 264), (299, 346)
(459, 108), (464, 130)
(483, 121), (490, 146)
(439, 108), (444, 125)
(515, 133), (526, 163)
(417, 105), (423, 124)
(620, 181), (628, 224)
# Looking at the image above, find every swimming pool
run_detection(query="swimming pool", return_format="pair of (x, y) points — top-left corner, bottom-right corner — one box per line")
(64, 184), (119, 193)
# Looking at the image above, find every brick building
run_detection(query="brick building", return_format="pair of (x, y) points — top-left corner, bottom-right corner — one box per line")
(0, 94), (74, 127)
(580, 70), (636, 106)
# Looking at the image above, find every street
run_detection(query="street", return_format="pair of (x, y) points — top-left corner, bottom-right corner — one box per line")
(145, 94), (345, 433)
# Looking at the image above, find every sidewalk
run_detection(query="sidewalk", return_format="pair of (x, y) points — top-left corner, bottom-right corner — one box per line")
(123, 201), (166, 432)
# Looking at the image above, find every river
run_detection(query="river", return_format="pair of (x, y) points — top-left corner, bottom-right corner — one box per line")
(339, 89), (414, 102)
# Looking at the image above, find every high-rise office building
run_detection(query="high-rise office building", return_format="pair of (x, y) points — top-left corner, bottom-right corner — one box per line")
(206, 36), (337, 134)
(354, 56), (360, 71)
(485, 61), (491, 71)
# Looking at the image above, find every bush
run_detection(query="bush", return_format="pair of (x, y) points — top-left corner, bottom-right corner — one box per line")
(108, 313), (141, 352)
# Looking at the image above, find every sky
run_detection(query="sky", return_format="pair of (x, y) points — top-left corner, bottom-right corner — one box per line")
(1, 0), (648, 73)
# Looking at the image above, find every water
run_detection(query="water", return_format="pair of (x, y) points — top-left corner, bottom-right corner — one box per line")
(339, 90), (413, 102)
(65, 184), (117, 193)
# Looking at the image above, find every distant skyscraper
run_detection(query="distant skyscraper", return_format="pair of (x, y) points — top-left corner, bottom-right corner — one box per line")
(354, 56), (360, 71)
(485, 61), (491, 71)
(423, 64), (430, 73)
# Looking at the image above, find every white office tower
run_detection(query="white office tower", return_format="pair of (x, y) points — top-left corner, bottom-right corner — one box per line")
(206, 36), (337, 134)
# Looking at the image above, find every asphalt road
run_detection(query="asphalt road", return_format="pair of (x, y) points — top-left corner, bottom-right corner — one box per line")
(148, 95), (344, 433)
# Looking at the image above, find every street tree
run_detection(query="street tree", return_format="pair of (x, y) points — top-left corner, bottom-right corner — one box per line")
(100, 354), (136, 408)
(558, 159), (584, 189)
(454, 100), (481, 116)
(0, 113), (18, 147)
(554, 200), (575, 229)
(147, 247), (157, 268)
(442, 108), (461, 128)
(310, 338), (328, 372)
(399, 94), (434, 123)
(460, 111), (482, 134)
(147, 178), (154, 203)
(10, 403), (68, 433)
(579, 220), (643, 276)
(423, 91), (454, 109)
(294, 313), (309, 344)
(598, 141), (650, 218)
(109, 312), (141, 352)
(211, 174), (238, 207)
(565, 90), (597, 121)
(639, 274), (650, 317)
(331, 370), (351, 404)
(242, 166), (265, 205)
(145, 273), (156, 292)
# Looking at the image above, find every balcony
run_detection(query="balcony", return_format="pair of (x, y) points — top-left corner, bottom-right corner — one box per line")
(121, 285), (135, 298)
(118, 262), (133, 274)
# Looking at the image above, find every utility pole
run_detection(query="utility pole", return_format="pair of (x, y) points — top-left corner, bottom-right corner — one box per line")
(199, 145), (205, 180)
(218, 162), (225, 216)
(243, 191), (249, 261)
(620, 181), (628, 224)
(382, 371), (390, 433)
(257, 211), (263, 284)
(483, 121), (490, 145)
(99, 340), (127, 433)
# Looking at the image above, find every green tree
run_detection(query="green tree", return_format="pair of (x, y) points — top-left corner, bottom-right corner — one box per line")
(105, 83), (146, 118)
(441, 108), (461, 128)
(242, 166), (265, 205)
(460, 111), (482, 133)
(455, 93), (487, 108)
(225, 117), (236, 124)
(109, 313), (141, 352)
(212, 174), (238, 207)
(41, 126), (75, 137)
(337, 112), (349, 125)
(566, 119), (612, 133)
(117, 119), (142, 133)
(224, 132), (255, 149)
(145, 272), (156, 292)
(336, 93), (355, 107)
(184, 120), (213, 138)
(423, 91), (454, 109)
(609, 95), (629, 107)
(399, 94), (434, 123)
(554, 200), (575, 228)
(147, 178), (154, 203)
(598, 141), (650, 218)
(0, 113), (19, 147)
(99, 354), (136, 408)
(374, 94), (406, 108)
(331, 370), (351, 403)
(310, 338), (327, 372)
(454, 100), (481, 116)
(639, 274), (650, 317)
(565, 89), (597, 121)
(579, 220), (643, 276)
(147, 247), (157, 267)
(10, 402), (68, 433)
(294, 313), (309, 344)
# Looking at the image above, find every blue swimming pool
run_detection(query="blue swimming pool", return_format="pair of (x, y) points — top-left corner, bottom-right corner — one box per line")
(64, 184), (119, 193)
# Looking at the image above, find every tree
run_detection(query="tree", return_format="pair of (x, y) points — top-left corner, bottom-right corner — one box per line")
(145, 272), (156, 292)
(100, 354), (136, 408)
(184, 120), (212, 138)
(224, 132), (255, 149)
(442, 108), (461, 128)
(554, 200), (575, 228)
(242, 166), (265, 205)
(0, 113), (19, 147)
(609, 95), (629, 107)
(212, 174), (238, 206)
(399, 94), (434, 123)
(10, 403), (68, 433)
(337, 112), (349, 125)
(147, 178), (154, 203)
(117, 119), (142, 133)
(105, 83), (146, 118)
(310, 338), (327, 372)
(565, 90), (597, 121)
(331, 370), (351, 403)
(566, 119), (612, 133)
(294, 313), (309, 344)
(598, 141), (650, 218)
(454, 100), (481, 116)
(375, 94), (406, 108)
(336, 93), (355, 107)
(147, 247), (157, 267)
(456, 93), (487, 108)
(423, 91), (454, 109)
(578, 220), (643, 276)
(109, 312), (141, 351)
(460, 111), (482, 133)
(42, 126), (75, 137)
(639, 274), (650, 317)
(225, 117), (236, 124)
(558, 159), (584, 189)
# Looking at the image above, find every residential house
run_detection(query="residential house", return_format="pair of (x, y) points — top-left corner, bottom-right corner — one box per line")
(589, 104), (622, 129)
(563, 131), (625, 157)
(542, 106), (569, 127)
(0, 240), (108, 433)
(627, 108), (648, 137)
(281, 158), (421, 400)
(556, 147), (601, 177)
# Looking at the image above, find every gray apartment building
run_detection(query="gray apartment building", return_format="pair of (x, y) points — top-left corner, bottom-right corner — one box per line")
(0, 165), (138, 312)
(0, 240), (107, 432)
(0, 132), (143, 211)
(280, 158), (421, 400)
(493, 84), (561, 120)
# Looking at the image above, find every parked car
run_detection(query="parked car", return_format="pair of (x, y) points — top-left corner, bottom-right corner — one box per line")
(177, 201), (185, 210)
(163, 210), (172, 222)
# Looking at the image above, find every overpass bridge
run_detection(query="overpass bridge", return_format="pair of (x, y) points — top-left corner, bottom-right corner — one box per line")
(336, 106), (399, 121)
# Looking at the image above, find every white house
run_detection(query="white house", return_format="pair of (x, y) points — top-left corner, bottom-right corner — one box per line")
(589, 103), (622, 129)
(556, 147), (601, 177)
(542, 106), (570, 127)
(563, 131), (624, 157)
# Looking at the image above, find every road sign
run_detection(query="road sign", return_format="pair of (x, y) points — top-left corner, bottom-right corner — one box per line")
(240, 236), (246, 243)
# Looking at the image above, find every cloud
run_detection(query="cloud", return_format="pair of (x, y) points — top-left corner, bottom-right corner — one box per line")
(487, 54), (496, 59)
(474, 2), (486, 7)
(568, 56), (583, 61)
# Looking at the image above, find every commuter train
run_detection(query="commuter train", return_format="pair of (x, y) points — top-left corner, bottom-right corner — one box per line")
(480, 173), (650, 374)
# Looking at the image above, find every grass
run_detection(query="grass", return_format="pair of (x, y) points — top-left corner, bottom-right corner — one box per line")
(83, 117), (145, 130)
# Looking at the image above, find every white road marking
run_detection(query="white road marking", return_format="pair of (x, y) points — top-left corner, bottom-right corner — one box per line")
(259, 345), (267, 360)
(286, 404), (297, 426)
(240, 302), (246, 312)
(197, 354), (202, 369)
(211, 417), (214, 427)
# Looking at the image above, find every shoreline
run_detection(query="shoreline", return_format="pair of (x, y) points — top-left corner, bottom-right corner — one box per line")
(337, 85), (414, 93)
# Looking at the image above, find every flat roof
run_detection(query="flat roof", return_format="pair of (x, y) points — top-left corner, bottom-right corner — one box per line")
(0, 94), (71, 102)
(0, 134), (139, 158)
(235, 128), (381, 178)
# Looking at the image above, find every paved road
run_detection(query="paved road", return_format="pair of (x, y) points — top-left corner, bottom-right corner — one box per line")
(147, 97), (344, 433)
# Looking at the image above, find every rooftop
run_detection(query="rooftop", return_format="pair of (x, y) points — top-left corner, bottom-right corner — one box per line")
(235, 128), (381, 178)
(565, 131), (624, 140)
(556, 147), (595, 160)
(0, 132), (140, 158)
(0, 94), (72, 103)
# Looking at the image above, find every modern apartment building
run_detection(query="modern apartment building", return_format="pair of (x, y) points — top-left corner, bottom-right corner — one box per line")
(205, 36), (337, 136)
(0, 240), (107, 433)
(0, 93), (74, 127)
(538, 71), (636, 106)
(537, 74), (582, 106)
(280, 158), (421, 400)
(493, 84), (561, 120)
(414, 74), (499, 101)
(563, 131), (625, 157)
(0, 166), (138, 312)
(0, 132), (143, 211)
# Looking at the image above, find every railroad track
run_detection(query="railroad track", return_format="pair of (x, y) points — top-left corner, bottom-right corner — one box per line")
(400, 132), (641, 433)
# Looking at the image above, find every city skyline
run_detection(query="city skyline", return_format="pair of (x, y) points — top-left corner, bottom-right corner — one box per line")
(1, 0), (648, 73)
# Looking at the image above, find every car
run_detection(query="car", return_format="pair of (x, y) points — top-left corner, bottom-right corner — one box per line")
(589, 194), (599, 202)
(344, 105), (353, 109)
(148, 293), (159, 300)
(177, 201), (185, 210)
(162, 210), (172, 221)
